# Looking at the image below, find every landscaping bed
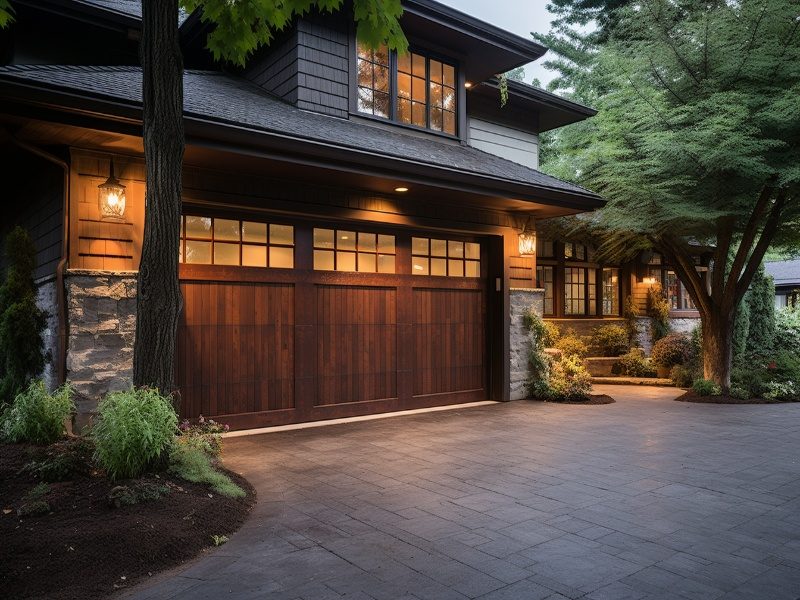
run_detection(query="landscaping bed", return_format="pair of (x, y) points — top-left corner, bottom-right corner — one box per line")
(676, 391), (796, 405)
(540, 394), (615, 405)
(0, 441), (255, 600)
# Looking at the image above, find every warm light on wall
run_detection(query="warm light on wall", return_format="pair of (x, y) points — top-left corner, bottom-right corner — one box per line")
(518, 219), (536, 257)
(642, 276), (657, 285)
(98, 160), (126, 221)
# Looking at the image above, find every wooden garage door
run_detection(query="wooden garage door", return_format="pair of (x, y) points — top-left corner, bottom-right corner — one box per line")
(175, 217), (487, 429)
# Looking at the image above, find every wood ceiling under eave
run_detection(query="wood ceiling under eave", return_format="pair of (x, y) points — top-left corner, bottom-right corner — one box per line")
(0, 116), (587, 219)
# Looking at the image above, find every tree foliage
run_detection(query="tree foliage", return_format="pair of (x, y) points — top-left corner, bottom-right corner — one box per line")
(537, 0), (800, 390)
(0, 227), (47, 404)
(744, 264), (775, 356)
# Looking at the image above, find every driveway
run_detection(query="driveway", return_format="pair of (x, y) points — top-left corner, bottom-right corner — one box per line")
(126, 385), (800, 600)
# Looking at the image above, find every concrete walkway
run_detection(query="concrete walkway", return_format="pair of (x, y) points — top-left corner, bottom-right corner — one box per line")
(126, 385), (800, 600)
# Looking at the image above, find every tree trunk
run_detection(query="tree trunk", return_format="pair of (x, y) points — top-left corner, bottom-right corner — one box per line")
(133, 0), (184, 393)
(702, 309), (734, 393)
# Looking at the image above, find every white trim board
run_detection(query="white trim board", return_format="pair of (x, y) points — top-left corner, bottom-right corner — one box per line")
(223, 401), (499, 438)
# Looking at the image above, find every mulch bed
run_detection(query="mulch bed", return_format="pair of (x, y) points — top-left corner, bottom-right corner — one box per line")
(536, 394), (616, 405)
(676, 390), (794, 404)
(0, 442), (255, 600)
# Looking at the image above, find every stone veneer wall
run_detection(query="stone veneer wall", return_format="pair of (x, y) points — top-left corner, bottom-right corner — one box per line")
(35, 277), (59, 391)
(66, 270), (137, 422)
(509, 288), (544, 400)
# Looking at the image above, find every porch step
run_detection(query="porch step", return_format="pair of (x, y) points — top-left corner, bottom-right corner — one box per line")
(591, 376), (675, 387)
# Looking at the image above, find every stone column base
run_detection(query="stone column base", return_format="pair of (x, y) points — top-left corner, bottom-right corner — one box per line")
(509, 288), (544, 400)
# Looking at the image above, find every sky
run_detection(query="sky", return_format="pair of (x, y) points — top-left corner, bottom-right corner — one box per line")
(437, 0), (558, 87)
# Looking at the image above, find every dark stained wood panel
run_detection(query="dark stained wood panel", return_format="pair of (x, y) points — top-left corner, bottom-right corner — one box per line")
(412, 288), (485, 397)
(316, 285), (398, 406)
(176, 281), (295, 419)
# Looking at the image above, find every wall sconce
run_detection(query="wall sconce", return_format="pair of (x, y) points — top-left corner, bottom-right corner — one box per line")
(518, 217), (536, 257)
(98, 159), (126, 221)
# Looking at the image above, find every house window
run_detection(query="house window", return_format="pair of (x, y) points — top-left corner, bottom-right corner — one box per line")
(536, 265), (554, 316)
(356, 42), (458, 135)
(564, 266), (597, 315)
(180, 216), (294, 268)
(313, 228), (395, 273)
(536, 238), (555, 258)
(412, 237), (480, 277)
(602, 268), (620, 316)
(356, 44), (390, 118)
(564, 242), (588, 261)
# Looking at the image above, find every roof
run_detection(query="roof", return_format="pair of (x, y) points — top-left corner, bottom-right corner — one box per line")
(46, 0), (190, 27)
(765, 259), (800, 287)
(472, 79), (597, 133)
(0, 65), (601, 205)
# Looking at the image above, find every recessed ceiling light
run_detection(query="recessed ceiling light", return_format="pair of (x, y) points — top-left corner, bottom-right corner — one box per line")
(464, 82), (473, 88)
(394, 187), (409, 193)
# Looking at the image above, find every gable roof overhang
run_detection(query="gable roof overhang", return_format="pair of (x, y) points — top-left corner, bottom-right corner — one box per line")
(0, 67), (603, 217)
(400, 0), (546, 83)
(14, 0), (190, 31)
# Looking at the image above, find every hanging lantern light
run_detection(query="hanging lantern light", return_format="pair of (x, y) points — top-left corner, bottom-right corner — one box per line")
(98, 160), (126, 221)
(518, 217), (536, 257)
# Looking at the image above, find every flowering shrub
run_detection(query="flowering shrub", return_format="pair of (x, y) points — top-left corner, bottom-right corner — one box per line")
(177, 415), (229, 457)
(651, 333), (692, 368)
(589, 325), (629, 357)
(547, 355), (593, 401)
(763, 381), (799, 401)
(555, 331), (589, 359)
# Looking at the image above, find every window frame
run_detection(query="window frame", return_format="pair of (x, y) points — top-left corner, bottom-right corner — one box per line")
(352, 40), (462, 139)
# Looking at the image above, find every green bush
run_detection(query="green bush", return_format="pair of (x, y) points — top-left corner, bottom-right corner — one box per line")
(169, 444), (245, 498)
(555, 331), (589, 359)
(775, 305), (800, 349)
(733, 297), (751, 366)
(589, 324), (628, 357)
(542, 321), (561, 348)
(651, 333), (692, 368)
(729, 385), (751, 401)
(547, 354), (593, 401)
(0, 227), (48, 405)
(670, 364), (695, 388)
(623, 295), (641, 346)
(92, 388), (178, 480)
(647, 284), (671, 342)
(613, 350), (656, 377)
(745, 265), (775, 357)
(177, 416), (229, 457)
(1, 381), (73, 444)
(692, 379), (721, 396)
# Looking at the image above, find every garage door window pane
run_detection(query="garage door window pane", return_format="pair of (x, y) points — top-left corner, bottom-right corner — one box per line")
(448, 259), (464, 277)
(337, 251), (356, 271)
(269, 224), (293, 246)
(413, 256), (429, 275)
(378, 254), (395, 273)
(465, 260), (480, 278)
(242, 245), (267, 267)
(431, 239), (447, 257)
(412, 237), (428, 255)
(338, 231), (356, 251)
(431, 258), (447, 276)
(214, 219), (240, 241)
(465, 242), (480, 260)
(270, 246), (294, 269)
(448, 240), (464, 258)
(315, 250), (335, 271)
(314, 228), (335, 249)
(378, 235), (395, 254)
(185, 216), (212, 239)
(358, 253), (376, 272)
(185, 240), (211, 264)
(214, 242), (239, 265)
(242, 222), (267, 243)
(358, 232), (377, 252)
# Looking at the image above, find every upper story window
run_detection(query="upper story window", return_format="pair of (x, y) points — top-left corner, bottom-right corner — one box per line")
(356, 42), (458, 136)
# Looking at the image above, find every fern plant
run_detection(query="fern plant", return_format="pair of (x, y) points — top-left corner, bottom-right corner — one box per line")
(1, 380), (73, 444)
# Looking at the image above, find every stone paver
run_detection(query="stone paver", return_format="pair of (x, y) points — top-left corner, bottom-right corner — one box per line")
(125, 385), (800, 600)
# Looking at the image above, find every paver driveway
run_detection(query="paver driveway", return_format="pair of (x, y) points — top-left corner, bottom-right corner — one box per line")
(127, 385), (800, 600)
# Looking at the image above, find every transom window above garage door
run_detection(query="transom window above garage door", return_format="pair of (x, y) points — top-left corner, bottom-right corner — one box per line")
(180, 216), (294, 268)
(313, 228), (396, 273)
(412, 237), (480, 277)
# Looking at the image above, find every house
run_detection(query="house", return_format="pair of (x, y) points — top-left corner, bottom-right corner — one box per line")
(765, 259), (800, 309)
(0, 0), (699, 430)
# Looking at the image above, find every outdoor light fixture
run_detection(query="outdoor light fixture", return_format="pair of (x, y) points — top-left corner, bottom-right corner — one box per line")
(464, 82), (473, 88)
(98, 160), (126, 221)
(518, 217), (536, 257)
(394, 186), (409, 193)
(642, 276), (657, 285)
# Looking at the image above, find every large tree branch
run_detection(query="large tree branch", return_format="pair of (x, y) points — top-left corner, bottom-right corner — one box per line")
(733, 191), (788, 306)
(656, 234), (712, 318)
(728, 1), (768, 88)
(724, 182), (775, 299)
(712, 216), (734, 301)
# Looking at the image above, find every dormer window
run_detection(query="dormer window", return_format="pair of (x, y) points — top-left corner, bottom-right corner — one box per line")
(356, 42), (458, 136)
